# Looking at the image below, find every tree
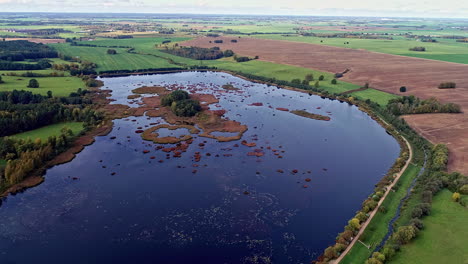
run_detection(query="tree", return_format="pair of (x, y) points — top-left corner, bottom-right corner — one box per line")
(348, 218), (361, 231)
(331, 79), (337, 85)
(393, 225), (417, 244)
(452, 192), (461, 202)
(314, 81), (320, 88)
(319, 75), (324, 81)
(323, 246), (337, 259)
(400, 86), (407, 92)
(305, 74), (314, 82)
(459, 185), (468, 195)
(27, 79), (39, 88)
(302, 79), (309, 85)
(107, 49), (117, 55)
(47, 90), (53, 98)
(356, 212), (368, 222)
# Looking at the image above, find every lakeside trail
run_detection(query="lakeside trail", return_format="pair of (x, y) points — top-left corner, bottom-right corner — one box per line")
(332, 135), (413, 264)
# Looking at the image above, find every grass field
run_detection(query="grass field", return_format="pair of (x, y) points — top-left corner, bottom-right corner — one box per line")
(52, 44), (182, 72)
(11, 122), (84, 141)
(341, 165), (422, 264)
(389, 189), (468, 264)
(0, 75), (84, 97)
(350, 88), (400, 106)
(254, 35), (468, 64)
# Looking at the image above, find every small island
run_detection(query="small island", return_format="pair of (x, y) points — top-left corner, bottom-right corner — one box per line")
(290, 110), (331, 121)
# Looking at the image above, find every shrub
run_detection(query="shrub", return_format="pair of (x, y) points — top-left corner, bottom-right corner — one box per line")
(438, 82), (456, 89)
(291, 79), (301, 84)
(331, 79), (337, 85)
(409, 46), (426, 51)
(319, 75), (324, 81)
(305, 74), (314, 82)
(107, 49), (117, 55)
(234, 56), (251, 62)
(223, 49), (234, 57)
(27, 79), (39, 88)
(452, 192), (461, 202)
(410, 218), (424, 230)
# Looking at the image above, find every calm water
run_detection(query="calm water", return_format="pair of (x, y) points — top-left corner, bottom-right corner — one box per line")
(0, 72), (399, 264)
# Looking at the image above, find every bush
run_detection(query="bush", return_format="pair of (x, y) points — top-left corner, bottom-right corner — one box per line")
(438, 82), (456, 89)
(400, 86), (407, 92)
(319, 75), (324, 81)
(291, 79), (301, 84)
(27, 79), (39, 88)
(234, 56), (251, 62)
(223, 49), (234, 57)
(107, 49), (117, 55)
(331, 79), (337, 85)
(409, 46), (426, 51)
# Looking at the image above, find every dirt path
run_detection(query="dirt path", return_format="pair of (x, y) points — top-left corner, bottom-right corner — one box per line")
(332, 134), (413, 264)
(182, 37), (468, 175)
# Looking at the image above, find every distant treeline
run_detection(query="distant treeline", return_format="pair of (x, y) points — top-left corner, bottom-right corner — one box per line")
(0, 40), (58, 61)
(161, 46), (234, 60)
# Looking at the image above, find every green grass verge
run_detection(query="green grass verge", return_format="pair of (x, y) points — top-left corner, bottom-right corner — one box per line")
(0, 75), (84, 97)
(389, 189), (468, 264)
(10, 122), (84, 141)
(341, 164), (422, 264)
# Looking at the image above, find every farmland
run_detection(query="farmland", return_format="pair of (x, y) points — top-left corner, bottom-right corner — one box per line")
(254, 35), (468, 64)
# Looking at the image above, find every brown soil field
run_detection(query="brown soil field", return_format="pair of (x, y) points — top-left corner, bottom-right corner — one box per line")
(182, 37), (468, 174)
(4, 38), (66, 44)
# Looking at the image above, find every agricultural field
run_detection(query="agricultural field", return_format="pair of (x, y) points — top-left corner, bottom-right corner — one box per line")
(11, 122), (84, 141)
(0, 75), (84, 97)
(389, 189), (468, 264)
(253, 35), (468, 64)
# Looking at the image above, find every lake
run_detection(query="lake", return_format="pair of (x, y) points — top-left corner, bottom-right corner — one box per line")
(0, 72), (400, 264)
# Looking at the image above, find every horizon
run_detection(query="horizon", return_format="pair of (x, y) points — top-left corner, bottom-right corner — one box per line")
(1, 0), (468, 19)
(1, 11), (468, 21)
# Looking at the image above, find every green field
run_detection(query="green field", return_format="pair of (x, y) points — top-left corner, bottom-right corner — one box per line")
(341, 165), (422, 264)
(0, 75), (84, 97)
(11, 122), (84, 141)
(389, 189), (468, 264)
(350, 88), (400, 106)
(254, 35), (468, 64)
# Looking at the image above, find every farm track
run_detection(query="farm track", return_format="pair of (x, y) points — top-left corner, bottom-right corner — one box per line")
(182, 37), (468, 175)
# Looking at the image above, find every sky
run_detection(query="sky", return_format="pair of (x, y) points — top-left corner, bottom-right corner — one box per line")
(1, 0), (468, 18)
